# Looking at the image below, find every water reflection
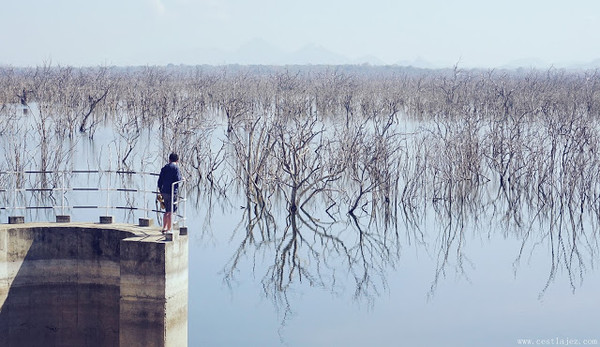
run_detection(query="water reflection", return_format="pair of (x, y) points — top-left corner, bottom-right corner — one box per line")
(3, 107), (599, 307)
(219, 112), (600, 327)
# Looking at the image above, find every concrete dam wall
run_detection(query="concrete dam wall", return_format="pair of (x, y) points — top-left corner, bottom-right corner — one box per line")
(0, 222), (188, 347)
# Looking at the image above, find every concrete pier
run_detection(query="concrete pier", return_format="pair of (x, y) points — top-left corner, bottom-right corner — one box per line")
(0, 222), (188, 347)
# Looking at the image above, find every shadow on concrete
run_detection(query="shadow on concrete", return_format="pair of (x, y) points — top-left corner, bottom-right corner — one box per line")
(0, 225), (134, 347)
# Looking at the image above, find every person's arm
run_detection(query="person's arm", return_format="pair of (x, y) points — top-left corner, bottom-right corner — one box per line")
(157, 167), (164, 192)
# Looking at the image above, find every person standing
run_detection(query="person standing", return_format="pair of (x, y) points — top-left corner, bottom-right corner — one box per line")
(157, 152), (182, 232)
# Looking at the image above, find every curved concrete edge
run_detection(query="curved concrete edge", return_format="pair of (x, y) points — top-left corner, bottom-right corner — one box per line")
(0, 222), (188, 347)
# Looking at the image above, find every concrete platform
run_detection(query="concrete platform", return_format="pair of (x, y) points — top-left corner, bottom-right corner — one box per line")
(0, 222), (188, 347)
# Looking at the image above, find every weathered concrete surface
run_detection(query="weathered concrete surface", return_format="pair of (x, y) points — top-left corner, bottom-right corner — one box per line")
(0, 222), (188, 347)
(119, 233), (189, 347)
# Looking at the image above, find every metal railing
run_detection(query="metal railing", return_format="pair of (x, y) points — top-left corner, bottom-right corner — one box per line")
(170, 179), (187, 231)
(0, 169), (186, 229)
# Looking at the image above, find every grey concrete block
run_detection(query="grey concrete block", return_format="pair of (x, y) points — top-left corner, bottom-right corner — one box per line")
(55, 215), (71, 223)
(179, 227), (188, 236)
(138, 218), (153, 227)
(99, 215), (113, 224)
(8, 216), (25, 224)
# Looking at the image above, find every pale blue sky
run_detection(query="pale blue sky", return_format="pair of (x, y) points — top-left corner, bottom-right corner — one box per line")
(1, 0), (599, 67)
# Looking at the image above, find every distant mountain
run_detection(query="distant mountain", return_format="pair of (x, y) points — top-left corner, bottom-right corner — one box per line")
(500, 58), (600, 70)
(501, 58), (548, 69)
(183, 39), (600, 70)
(185, 39), (393, 66)
(191, 47), (229, 65)
(284, 44), (349, 65)
(569, 58), (600, 70)
(587, 59), (600, 69)
(395, 57), (436, 69)
(352, 55), (387, 66)
(230, 38), (286, 65)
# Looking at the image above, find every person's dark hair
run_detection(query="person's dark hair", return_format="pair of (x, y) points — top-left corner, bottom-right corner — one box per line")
(169, 152), (179, 162)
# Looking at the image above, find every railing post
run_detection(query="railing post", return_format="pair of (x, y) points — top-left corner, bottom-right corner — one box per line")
(9, 171), (24, 224)
(170, 181), (175, 233)
(61, 171), (66, 215)
(55, 171), (71, 223)
(143, 171), (147, 219)
(12, 171), (17, 216)
(106, 169), (111, 217)
(170, 179), (186, 234)
(182, 178), (187, 235)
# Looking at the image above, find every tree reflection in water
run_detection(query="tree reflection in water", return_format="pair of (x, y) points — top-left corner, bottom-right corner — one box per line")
(218, 98), (600, 324)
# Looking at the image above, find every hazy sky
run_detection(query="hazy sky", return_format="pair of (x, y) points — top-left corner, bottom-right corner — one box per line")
(1, 0), (599, 67)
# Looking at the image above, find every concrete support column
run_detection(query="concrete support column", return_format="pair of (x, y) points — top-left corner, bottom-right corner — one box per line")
(164, 235), (188, 346)
(0, 223), (187, 347)
(119, 235), (188, 347)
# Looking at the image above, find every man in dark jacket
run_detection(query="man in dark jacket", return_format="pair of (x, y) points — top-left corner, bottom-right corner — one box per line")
(158, 152), (182, 232)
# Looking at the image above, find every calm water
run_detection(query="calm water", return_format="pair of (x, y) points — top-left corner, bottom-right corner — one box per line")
(1, 109), (599, 347)
(187, 200), (599, 347)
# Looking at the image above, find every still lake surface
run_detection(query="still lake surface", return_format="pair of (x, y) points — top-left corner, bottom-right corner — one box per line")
(1, 108), (599, 347)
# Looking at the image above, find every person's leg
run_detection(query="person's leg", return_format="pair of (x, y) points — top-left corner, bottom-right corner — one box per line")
(162, 193), (172, 232)
(163, 212), (172, 231)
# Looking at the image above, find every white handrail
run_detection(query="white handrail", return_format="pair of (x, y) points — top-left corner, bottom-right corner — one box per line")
(170, 178), (187, 231)
(0, 170), (180, 224)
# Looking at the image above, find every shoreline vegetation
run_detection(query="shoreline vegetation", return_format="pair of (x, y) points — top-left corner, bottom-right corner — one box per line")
(1, 63), (599, 305)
